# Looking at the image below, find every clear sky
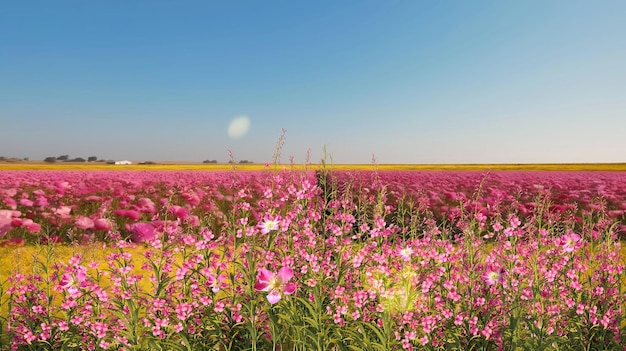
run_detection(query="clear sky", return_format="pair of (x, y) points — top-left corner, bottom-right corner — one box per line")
(1, 1), (625, 164)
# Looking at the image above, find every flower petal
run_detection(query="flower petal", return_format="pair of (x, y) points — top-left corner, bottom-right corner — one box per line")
(283, 282), (296, 295)
(267, 290), (281, 304)
(277, 266), (293, 282)
(257, 268), (274, 283)
(254, 280), (269, 292)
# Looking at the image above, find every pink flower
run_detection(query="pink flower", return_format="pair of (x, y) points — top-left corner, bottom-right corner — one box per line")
(40, 235), (62, 244)
(127, 222), (157, 243)
(27, 223), (41, 233)
(483, 268), (504, 285)
(259, 217), (279, 234)
(35, 196), (49, 207)
(560, 233), (581, 253)
(94, 218), (112, 231)
(0, 210), (21, 237)
(114, 209), (141, 221)
(53, 206), (72, 219)
(136, 197), (157, 214)
(254, 267), (297, 304)
(59, 268), (87, 298)
(398, 245), (413, 261)
(19, 198), (34, 207)
(169, 205), (189, 220)
(0, 237), (25, 247)
(75, 216), (94, 230)
(12, 217), (41, 233)
(187, 215), (201, 227)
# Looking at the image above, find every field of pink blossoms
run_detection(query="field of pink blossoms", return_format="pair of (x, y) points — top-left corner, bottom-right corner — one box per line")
(0, 169), (625, 350)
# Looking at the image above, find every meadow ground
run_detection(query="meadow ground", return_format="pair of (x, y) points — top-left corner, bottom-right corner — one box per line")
(1, 163), (625, 350)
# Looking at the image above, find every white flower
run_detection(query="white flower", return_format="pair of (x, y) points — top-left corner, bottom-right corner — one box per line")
(260, 218), (279, 234)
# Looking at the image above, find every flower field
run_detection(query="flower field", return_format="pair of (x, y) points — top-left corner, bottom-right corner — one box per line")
(0, 168), (625, 350)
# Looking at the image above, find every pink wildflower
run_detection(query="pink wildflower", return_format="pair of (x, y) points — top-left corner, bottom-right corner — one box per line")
(94, 218), (112, 231)
(398, 245), (413, 261)
(483, 268), (504, 285)
(0, 210), (21, 237)
(560, 233), (581, 253)
(24, 220), (41, 233)
(75, 216), (94, 230)
(53, 206), (72, 219)
(254, 266), (297, 304)
(136, 197), (157, 214)
(19, 198), (33, 207)
(259, 218), (279, 234)
(169, 205), (189, 220)
(127, 222), (157, 243)
(59, 268), (87, 298)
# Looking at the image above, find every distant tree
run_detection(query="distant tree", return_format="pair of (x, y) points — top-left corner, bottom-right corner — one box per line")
(69, 157), (86, 162)
(203, 160), (218, 164)
(44, 157), (57, 163)
(57, 155), (69, 161)
(87, 156), (98, 162)
(23, 157), (29, 161)
(239, 160), (253, 164)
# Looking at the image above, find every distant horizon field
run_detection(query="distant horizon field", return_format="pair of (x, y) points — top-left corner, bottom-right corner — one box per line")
(1, 161), (626, 172)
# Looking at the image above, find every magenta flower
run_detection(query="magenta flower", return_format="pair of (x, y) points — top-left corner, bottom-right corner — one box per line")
(254, 267), (297, 304)
(75, 216), (95, 230)
(19, 198), (33, 207)
(59, 268), (87, 298)
(94, 218), (112, 231)
(169, 205), (189, 220)
(25, 221), (41, 233)
(560, 233), (581, 253)
(0, 237), (25, 247)
(0, 210), (21, 237)
(14, 218), (41, 233)
(40, 235), (62, 244)
(187, 215), (201, 227)
(114, 209), (141, 221)
(136, 197), (157, 214)
(127, 222), (157, 243)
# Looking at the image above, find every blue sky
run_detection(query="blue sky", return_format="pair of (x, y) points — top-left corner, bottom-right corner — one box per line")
(1, 1), (625, 164)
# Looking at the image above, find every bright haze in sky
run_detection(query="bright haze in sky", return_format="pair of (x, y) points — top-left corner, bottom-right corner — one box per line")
(1, 1), (625, 164)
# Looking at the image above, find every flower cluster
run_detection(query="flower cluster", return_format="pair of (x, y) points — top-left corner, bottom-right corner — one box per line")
(0, 168), (624, 350)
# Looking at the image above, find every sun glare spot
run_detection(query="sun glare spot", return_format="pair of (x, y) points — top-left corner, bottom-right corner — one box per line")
(228, 116), (251, 139)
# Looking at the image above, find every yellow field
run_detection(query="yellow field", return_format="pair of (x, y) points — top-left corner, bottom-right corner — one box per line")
(0, 244), (157, 318)
(1, 244), (625, 318)
(1, 162), (626, 171)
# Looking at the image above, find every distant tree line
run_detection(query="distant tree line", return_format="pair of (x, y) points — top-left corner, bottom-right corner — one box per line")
(0, 156), (29, 162)
(39, 155), (254, 164)
(44, 155), (100, 163)
(204, 160), (254, 164)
